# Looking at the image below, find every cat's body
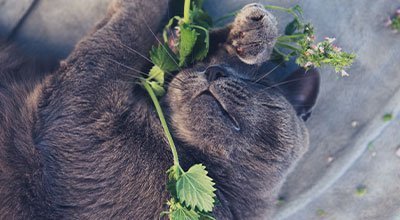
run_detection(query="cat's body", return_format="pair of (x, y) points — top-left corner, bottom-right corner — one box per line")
(0, 1), (319, 219)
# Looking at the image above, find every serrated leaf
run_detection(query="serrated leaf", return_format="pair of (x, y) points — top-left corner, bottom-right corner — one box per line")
(148, 81), (165, 97)
(149, 65), (165, 86)
(285, 19), (300, 35)
(167, 164), (182, 180)
(163, 16), (182, 43)
(170, 205), (200, 220)
(179, 24), (198, 66)
(176, 164), (216, 212)
(190, 6), (213, 28)
(192, 0), (204, 8)
(292, 5), (304, 16)
(199, 213), (216, 220)
(167, 164), (182, 198)
(191, 25), (209, 62)
(150, 44), (179, 72)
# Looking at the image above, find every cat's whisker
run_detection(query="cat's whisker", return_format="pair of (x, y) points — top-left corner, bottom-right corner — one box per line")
(249, 66), (259, 80)
(118, 41), (154, 65)
(117, 41), (181, 79)
(162, 80), (185, 91)
(108, 57), (187, 93)
(107, 58), (150, 77)
(253, 61), (284, 83)
(142, 19), (182, 71)
(255, 74), (319, 97)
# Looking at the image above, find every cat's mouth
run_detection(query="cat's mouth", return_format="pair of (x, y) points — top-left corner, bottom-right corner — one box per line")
(195, 90), (241, 131)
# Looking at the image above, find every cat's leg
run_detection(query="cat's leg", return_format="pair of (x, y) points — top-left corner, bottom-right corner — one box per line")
(209, 3), (278, 66)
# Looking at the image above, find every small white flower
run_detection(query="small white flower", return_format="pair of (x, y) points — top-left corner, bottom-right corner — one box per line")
(306, 49), (315, 55)
(332, 45), (342, 52)
(324, 37), (336, 43)
(318, 46), (325, 53)
(396, 9), (400, 16)
(384, 17), (393, 27)
(341, 70), (349, 77)
(304, 61), (314, 68)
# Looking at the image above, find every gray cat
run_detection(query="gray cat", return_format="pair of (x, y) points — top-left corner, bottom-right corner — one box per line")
(0, 0), (319, 219)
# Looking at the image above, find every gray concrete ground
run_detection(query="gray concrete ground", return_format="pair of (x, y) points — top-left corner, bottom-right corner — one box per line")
(1, 0), (399, 219)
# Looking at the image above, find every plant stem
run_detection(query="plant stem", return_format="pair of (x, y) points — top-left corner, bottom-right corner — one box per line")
(278, 33), (307, 41)
(143, 81), (180, 166)
(214, 11), (238, 25)
(183, 0), (191, 24)
(276, 42), (302, 52)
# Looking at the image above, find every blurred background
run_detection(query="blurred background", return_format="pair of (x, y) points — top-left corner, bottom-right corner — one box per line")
(1, 0), (399, 219)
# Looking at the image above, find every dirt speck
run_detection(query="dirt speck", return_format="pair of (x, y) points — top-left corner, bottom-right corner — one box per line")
(396, 147), (400, 158)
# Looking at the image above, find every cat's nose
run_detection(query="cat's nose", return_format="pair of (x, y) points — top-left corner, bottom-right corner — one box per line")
(205, 65), (227, 82)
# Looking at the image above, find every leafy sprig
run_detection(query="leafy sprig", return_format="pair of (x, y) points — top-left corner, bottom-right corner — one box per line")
(385, 9), (400, 32)
(268, 5), (355, 76)
(215, 4), (356, 76)
(142, 0), (216, 219)
(143, 3), (357, 220)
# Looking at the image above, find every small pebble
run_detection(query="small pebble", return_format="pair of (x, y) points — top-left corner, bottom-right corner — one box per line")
(396, 147), (400, 158)
(371, 152), (377, 157)
(316, 209), (327, 217)
(355, 185), (367, 196)
(382, 113), (393, 122)
(351, 121), (359, 127)
(327, 156), (334, 164)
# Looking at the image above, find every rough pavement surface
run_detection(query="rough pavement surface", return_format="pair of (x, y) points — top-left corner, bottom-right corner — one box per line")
(1, 0), (399, 219)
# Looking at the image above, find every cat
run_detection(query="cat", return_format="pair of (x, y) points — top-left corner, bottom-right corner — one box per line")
(0, 0), (320, 219)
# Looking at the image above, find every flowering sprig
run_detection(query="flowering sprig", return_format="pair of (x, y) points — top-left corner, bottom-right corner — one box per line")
(270, 5), (355, 76)
(295, 35), (355, 77)
(385, 8), (400, 32)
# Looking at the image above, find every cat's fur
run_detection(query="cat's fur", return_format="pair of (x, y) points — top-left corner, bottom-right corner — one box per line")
(0, 0), (320, 219)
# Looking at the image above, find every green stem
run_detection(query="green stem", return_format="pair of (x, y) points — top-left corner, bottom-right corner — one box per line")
(143, 81), (180, 166)
(214, 11), (238, 25)
(276, 42), (302, 52)
(277, 33), (307, 41)
(183, 0), (191, 23)
(272, 47), (290, 61)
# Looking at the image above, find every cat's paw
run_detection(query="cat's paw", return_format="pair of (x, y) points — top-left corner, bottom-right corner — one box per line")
(227, 3), (278, 65)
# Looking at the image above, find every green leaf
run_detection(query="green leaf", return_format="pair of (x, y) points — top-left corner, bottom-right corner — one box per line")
(190, 6), (213, 28)
(167, 164), (183, 198)
(147, 81), (165, 97)
(285, 19), (301, 35)
(383, 113), (393, 122)
(191, 25), (209, 61)
(292, 5), (303, 16)
(199, 213), (216, 220)
(149, 65), (165, 86)
(150, 44), (179, 72)
(192, 0), (204, 8)
(163, 16), (182, 43)
(170, 205), (200, 220)
(179, 24), (198, 66)
(176, 164), (216, 212)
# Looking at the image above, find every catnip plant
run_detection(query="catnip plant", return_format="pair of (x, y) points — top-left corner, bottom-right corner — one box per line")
(142, 0), (217, 219)
(142, 1), (356, 220)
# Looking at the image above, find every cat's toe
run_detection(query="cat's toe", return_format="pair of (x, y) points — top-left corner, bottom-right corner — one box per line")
(227, 3), (278, 65)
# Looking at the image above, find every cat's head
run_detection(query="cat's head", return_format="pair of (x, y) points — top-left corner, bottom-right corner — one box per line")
(164, 4), (320, 161)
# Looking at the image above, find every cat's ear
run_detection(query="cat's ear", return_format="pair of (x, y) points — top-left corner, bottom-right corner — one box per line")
(279, 68), (320, 121)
